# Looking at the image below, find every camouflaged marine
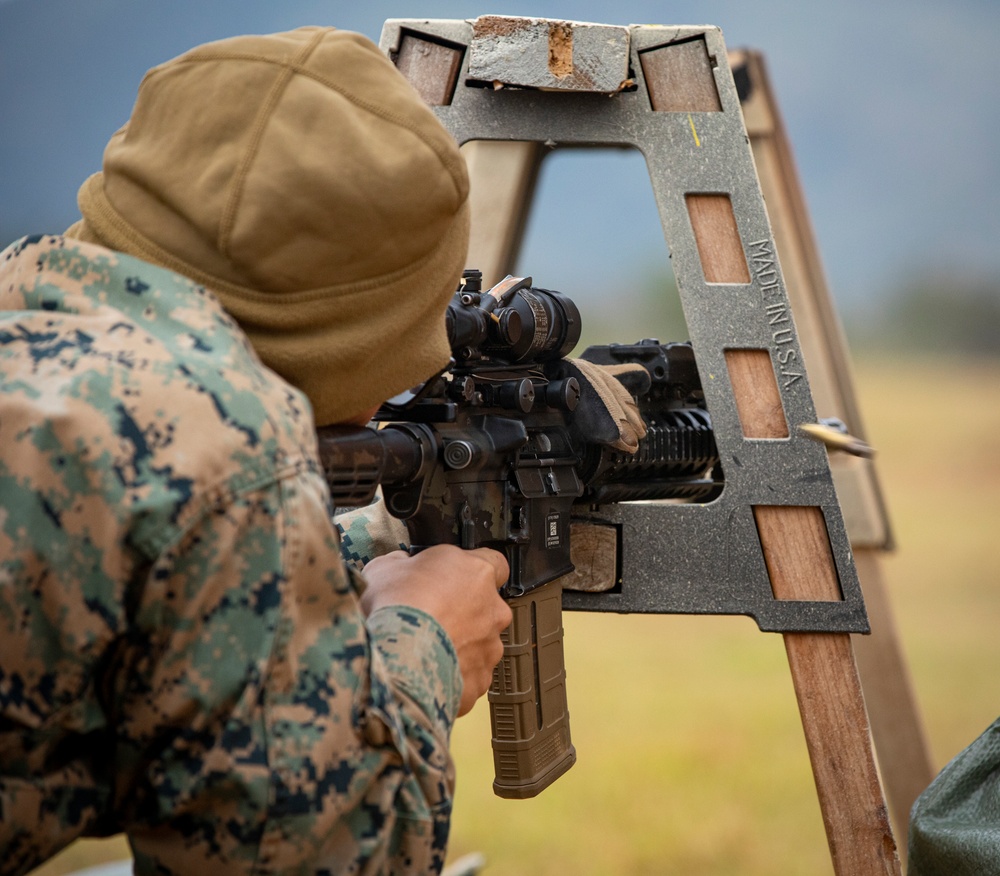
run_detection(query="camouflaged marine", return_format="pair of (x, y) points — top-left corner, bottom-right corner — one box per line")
(0, 235), (460, 874)
(0, 26), (503, 876)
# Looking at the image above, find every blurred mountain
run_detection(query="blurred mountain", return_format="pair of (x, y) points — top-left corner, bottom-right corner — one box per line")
(845, 270), (1000, 359)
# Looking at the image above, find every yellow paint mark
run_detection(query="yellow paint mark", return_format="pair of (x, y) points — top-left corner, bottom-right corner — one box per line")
(688, 114), (702, 147)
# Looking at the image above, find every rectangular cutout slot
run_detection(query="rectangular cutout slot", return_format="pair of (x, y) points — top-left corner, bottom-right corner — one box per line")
(725, 348), (789, 438)
(395, 31), (465, 106)
(753, 505), (844, 601)
(640, 36), (722, 112)
(686, 193), (751, 283)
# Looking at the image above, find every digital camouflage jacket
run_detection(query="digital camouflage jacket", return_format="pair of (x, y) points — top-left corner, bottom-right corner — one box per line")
(0, 236), (461, 875)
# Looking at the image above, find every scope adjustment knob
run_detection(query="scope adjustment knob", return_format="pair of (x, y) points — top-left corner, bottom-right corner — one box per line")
(545, 377), (580, 411)
(499, 378), (535, 413)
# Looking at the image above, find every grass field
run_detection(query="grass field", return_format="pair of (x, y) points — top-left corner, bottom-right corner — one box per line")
(32, 355), (1000, 875)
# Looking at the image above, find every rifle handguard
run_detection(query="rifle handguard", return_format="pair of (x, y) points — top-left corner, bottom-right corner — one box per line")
(489, 579), (576, 798)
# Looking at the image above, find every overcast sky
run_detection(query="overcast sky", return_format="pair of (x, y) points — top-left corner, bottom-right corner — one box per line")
(2, 0), (998, 321)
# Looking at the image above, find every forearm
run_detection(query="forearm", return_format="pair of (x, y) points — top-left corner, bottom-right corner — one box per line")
(364, 606), (462, 869)
(337, 491), (410, 570)
(123, 475), (460, 874)
(367, 604), (461, 758)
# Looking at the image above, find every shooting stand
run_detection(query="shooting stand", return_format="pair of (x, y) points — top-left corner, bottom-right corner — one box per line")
(380, 17), (933, 874)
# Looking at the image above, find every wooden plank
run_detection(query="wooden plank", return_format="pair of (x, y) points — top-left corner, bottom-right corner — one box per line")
(564, 522), (618, 592)
(395, 32), (463, 106)
(851, 548), (935, 853)
(782, 633), (900, 875)
(754, 505), (843, 601)
(750, 503), (898, 873)
(749, 508), (898, 872)
(461, 140), (544, 287)
(686, 193), (751, 283)
(640, 36), (722, 112)
(725, 348), (789, 438)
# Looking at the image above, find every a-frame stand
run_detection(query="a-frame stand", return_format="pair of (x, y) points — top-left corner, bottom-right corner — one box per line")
(380, 17), (918, 874)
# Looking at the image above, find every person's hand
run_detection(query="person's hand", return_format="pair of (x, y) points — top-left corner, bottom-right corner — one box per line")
(360, 545), (512, 716)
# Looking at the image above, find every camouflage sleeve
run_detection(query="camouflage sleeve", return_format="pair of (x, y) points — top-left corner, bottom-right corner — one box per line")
(117, 468), (460, 875)
(337, 490), (411, 570)
(0, 464), (459, 875)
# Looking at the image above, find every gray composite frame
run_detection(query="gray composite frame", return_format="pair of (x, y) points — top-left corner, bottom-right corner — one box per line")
(380, 19), (868, 634)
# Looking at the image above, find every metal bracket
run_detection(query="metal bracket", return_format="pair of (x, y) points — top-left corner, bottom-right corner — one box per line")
(380, 17), (868, 634)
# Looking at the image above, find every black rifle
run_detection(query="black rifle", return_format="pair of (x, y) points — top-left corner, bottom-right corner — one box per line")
(317, 271), (720, 798)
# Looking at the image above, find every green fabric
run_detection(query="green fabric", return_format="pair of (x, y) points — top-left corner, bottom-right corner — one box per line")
(909, 717), (1000, 874)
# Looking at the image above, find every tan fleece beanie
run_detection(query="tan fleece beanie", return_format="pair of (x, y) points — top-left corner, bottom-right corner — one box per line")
(69, 26), (469, 425)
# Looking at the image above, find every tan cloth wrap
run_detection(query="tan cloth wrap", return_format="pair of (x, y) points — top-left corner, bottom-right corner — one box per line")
(71, 27), (470, 425)
(570, 359), (649, 452)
